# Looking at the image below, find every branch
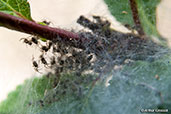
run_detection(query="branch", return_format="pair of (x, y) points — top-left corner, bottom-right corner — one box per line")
(129, 0), (145, 36)
(0, 12), (86, 48)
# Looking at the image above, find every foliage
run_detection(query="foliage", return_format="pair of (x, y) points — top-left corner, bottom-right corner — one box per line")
(0, 0), (32, 20)
(136, 0), (161, 37)
(104, 0), (162, 39)
(0, 0), (171, 114)
(0, 55), (171, 114)
(0, 76), (54, 114)
(104, 0), (134, 26)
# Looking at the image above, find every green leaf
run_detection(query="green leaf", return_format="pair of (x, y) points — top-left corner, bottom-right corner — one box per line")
(104, 0), (165, 43)
(136, 0), (161, 37)
(42, 55), (171, 114)
(104, 0), (134, 26)
(0, 76), (54, 114)
(0, 54), (171, 114)
(0, 0), (32, 20)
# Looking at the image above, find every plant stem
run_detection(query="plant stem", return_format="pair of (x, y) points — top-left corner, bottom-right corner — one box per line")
(129, 0), (145, 36)
(0, 12), (86, 48)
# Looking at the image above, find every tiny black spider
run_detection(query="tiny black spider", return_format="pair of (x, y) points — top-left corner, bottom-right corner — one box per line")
(87, 55), (93, 61)
(50, 56), (56, 66)
(32, 57), (41, 73)
(20, 38), (32, 45)
(31, 37), (38, 45)
(42, 20), (51, 25)
(40, 55), (48, 66)
(48, 41), (53, 49)
(59, 60), (64, 65)
(41, 46), (49, 52)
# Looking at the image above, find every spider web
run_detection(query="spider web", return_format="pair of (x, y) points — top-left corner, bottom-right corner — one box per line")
(0, 1), (171, 114)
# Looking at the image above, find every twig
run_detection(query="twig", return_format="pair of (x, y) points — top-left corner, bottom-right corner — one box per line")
(129, 0), (145, 36)
(0, 12), (86, 48)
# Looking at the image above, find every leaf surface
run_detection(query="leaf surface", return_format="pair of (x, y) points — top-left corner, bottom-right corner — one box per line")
(104, 0), (165, 43)
(0, 0), (32, 20)
(0, 55), (171, 114)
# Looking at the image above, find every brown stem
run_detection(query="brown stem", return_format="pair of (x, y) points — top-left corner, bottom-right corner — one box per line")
(0, 12), (86, 48)
(129, 0), (145, 36)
